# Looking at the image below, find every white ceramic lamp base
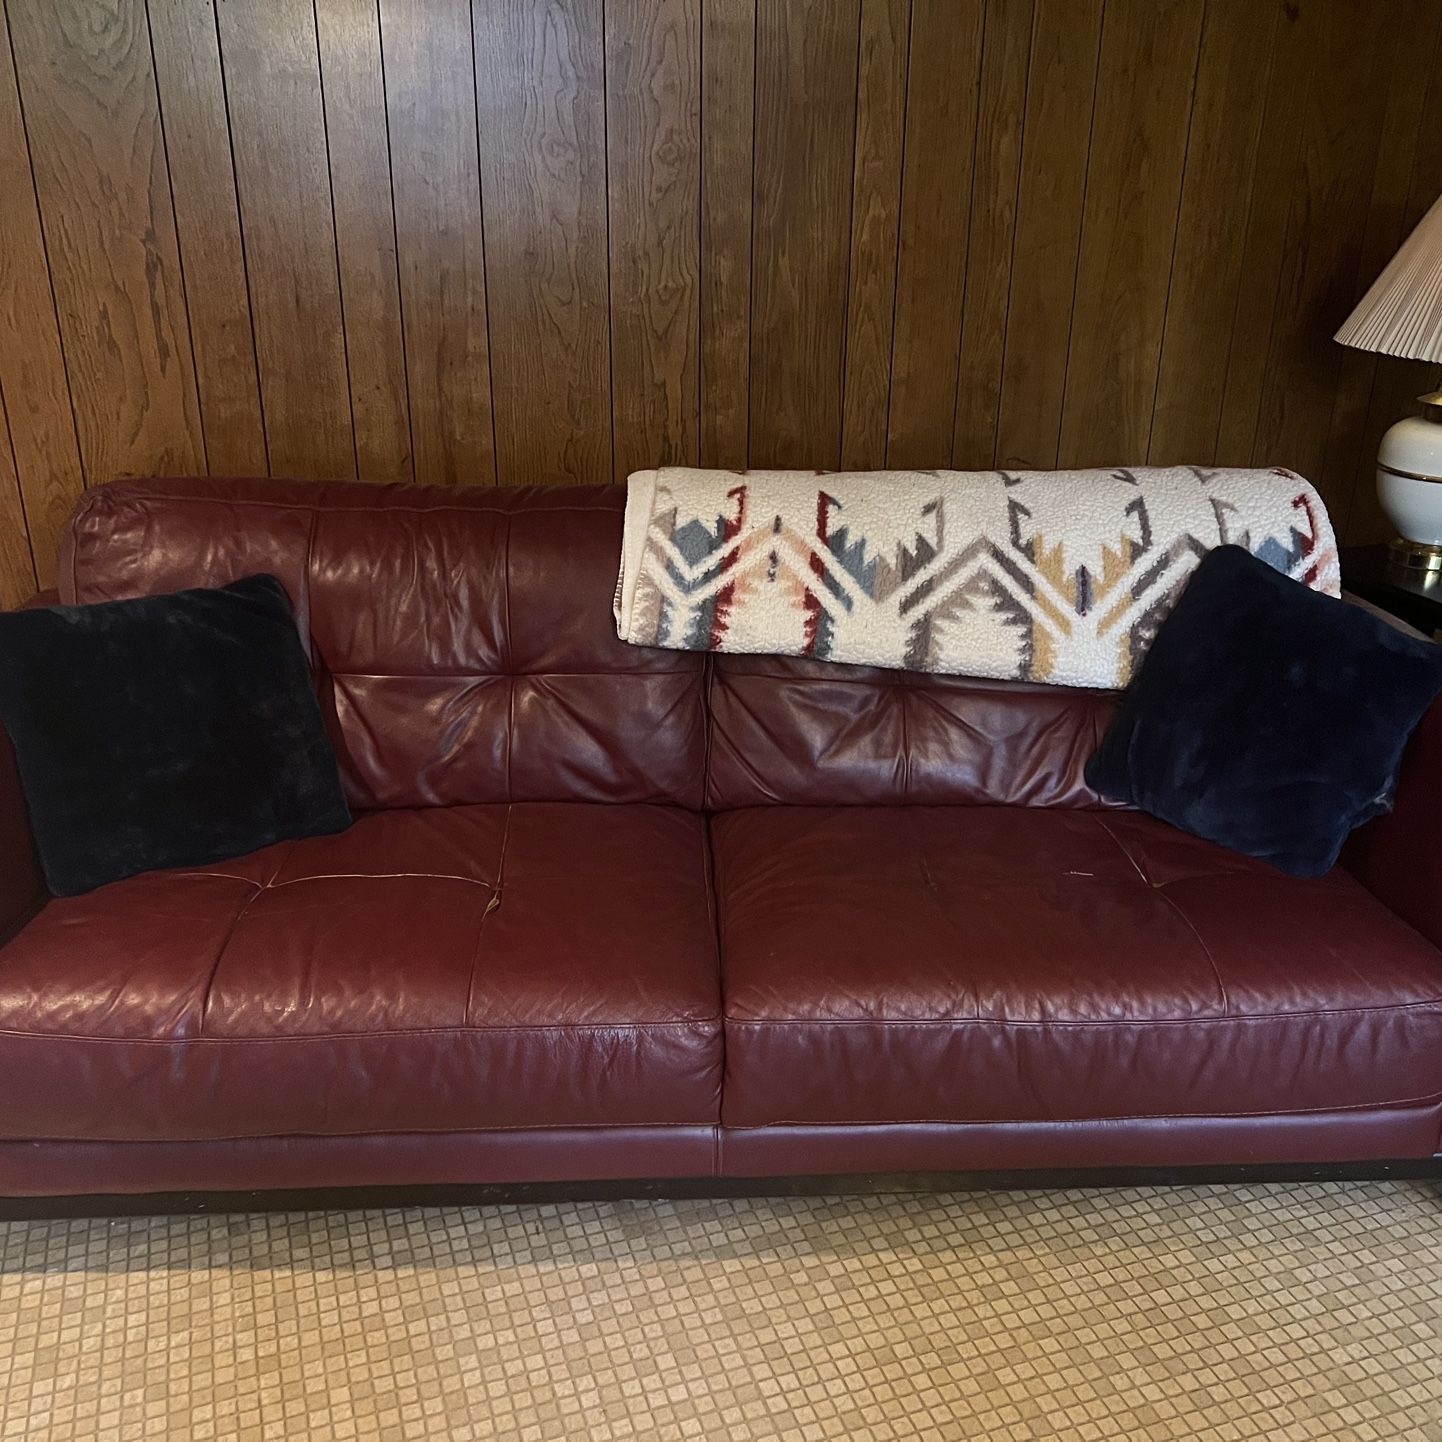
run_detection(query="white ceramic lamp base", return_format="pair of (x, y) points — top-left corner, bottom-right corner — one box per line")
(1378, 395), (1442, 569)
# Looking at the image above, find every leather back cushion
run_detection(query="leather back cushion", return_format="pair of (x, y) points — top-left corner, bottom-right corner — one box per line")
(61, 479), (706, 808)
(706, 655), (1117, 808)
(62, 478), (1116, 811)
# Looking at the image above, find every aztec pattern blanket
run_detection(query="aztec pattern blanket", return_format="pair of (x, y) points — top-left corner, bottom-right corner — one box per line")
(614, 466), (1340, 690)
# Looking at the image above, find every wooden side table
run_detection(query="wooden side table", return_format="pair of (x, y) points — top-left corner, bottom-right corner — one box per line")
(1340, 545), (1442, 637)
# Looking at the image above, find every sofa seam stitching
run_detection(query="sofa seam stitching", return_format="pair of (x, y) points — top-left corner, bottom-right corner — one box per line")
(94, 493), (620, 518)
(899, 679), (912, 803)
(4, 1122), (719, 1144)
(195, 835), (307, 1037)
(701, 652), (716, 809)
(1092, 812), (1233, 1016)
(703, 669), (1111, 697)
(0, 1019), (725, 1046)
(718, 1092), (1442, 1125)
(328, 670), (700, 680)
(196, 884), (263, 1041)
(722, 1003), (1442, 1026)
(502, 509), (515, 804)
(9, 1093), (1437, 1147)
(462, 804), (511, 1028)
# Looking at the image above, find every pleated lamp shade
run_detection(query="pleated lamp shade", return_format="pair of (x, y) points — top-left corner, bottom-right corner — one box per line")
(1336, 192), (1442, 362)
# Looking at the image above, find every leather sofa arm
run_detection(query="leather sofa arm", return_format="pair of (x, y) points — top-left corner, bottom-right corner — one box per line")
(1343, 694), (1442, 948)
(0, 591), (52, 940)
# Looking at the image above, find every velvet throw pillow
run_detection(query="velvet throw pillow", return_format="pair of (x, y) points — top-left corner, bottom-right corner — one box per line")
(1085, 545), (1442, 877)
(0, 575), (351, 896)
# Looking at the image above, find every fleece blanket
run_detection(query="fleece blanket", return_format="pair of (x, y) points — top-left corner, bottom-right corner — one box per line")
(614, 466), (1339, 690)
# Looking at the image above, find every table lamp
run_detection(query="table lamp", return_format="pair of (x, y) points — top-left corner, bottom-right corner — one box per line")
(1335, 191), (1442, 569)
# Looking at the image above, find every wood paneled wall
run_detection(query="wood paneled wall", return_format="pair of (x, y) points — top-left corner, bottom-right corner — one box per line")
(2, 0), (1440, 605)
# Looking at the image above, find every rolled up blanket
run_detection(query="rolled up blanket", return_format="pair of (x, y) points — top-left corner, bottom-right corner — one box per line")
(614, 465), (1339, 689)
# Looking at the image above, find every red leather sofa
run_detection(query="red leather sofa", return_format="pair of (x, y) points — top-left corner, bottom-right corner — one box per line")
(3, 476), (1441, 1205)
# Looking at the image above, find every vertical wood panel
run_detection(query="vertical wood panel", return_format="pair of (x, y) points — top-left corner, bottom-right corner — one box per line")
(0, 0), (85, 586)
(993, 0), (1102, 471)
(749, 0), (859, 468)
(1147, 0), (1277, 466)
(315, 0), (412, 482)
(951, 0), (1033, 469)
(1213, 0), (1316, 465)
(147, 0), (267, 475)
(475, 0), (611, 487)
(605, 0), (701, 482)
(1058, 0), (1204, 469)
(885, 0), (983, 469)
(0, 0), (1432, 565)
(1250, 0), (1397, 503)
(839, 0), (908, 471)
(7, 0), (202, 485)
(381, 0), (494, 486)
(697, 0), (754, 469)
(216, 0), (353, 479)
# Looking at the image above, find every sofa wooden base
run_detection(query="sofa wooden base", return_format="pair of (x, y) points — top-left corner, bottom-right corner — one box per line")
(4, 1109), (1438, 1215)
(3, 1159), (1441, 1220)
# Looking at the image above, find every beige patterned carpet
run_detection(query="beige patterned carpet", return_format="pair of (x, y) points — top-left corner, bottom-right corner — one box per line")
(2, 1182), (1441, 1440)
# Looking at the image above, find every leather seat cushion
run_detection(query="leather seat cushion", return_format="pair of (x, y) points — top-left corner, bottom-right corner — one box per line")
(0, 804), (721, 1141)
(711, 806), (1442, 1127)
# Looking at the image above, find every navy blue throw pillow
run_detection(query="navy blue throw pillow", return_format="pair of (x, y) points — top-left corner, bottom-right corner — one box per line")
(1085, 546), (1442, 877)
(0, 575), (351, 896)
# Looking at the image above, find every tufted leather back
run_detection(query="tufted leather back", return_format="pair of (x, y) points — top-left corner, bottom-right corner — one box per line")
(705, 654), (1115, 808)
(62, 478), (1114, 812)
(62, 479), (706, 809)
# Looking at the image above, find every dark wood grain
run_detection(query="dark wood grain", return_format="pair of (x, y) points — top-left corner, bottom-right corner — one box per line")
(749, 0), (859, 469)
(1250, 0), (1396, 506)
(951, 0), (1033, 469)
(6, 0), (202, 485)
(215, 0), (353, 480)
(1147, 0), (1277, 466)
(605, 0), (700, 482)
(0, 0), (1432, 569)
(1213, 0), (1316, 466)
(992, 0), (1102, 471)
(697, 0), (754, 468)
(381, 0), (494, 486)
(886, 0), (984, 470)
(839, 0), (908, 470)
(474, 0), (611, 486)
(315, 0), (412, 482)
(147, 0), (267, 475)
(0, 0), (85, 587)
(1058, 0), (1205, 468)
